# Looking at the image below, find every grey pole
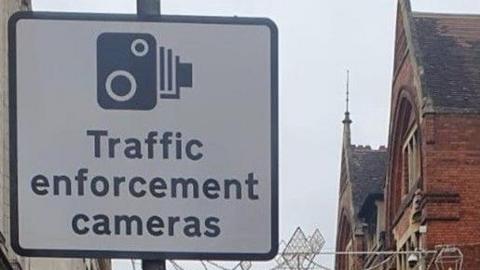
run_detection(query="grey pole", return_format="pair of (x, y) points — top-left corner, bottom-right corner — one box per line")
(142, 260), (166, 270)
(136, 0), (164, 267)
(137, 0), (161, 16)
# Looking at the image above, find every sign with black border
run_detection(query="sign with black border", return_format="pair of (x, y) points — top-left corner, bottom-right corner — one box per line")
(9, 11), (278, 260)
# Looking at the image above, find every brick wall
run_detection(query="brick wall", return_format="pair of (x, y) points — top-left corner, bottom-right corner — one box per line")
(458, 243), (480, 270)
(422, 115), (480, 255)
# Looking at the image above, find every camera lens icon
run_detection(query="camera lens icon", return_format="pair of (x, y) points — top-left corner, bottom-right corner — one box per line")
(105, 70), (137, 102)
(131, 39), (149, 57)
(97, 32), (193, 110)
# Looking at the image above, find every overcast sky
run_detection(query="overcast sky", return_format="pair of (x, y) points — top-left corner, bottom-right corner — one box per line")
(30, 0), (480, 269)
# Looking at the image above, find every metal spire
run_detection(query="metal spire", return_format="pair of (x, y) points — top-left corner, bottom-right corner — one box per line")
(346, 70), (349, 113)
(342, 70), (352, 124)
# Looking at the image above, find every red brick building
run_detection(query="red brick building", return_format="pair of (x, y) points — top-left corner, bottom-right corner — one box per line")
(335, 0), (480, 269)
(386, 0), (480, 268)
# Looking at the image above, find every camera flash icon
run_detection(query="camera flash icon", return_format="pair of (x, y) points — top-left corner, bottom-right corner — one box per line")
(97, 33), (193, 110)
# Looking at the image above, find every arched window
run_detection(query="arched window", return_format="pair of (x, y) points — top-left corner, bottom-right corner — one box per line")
(388, 92), (422, 220)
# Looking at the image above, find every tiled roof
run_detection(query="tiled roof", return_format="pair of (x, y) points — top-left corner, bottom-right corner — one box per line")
(349, 146), (387, 215)
(412, 12), (480, 113)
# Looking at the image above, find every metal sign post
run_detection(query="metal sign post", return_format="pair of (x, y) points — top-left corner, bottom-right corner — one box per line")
(142, 260), (166, 270)
(137, 0), (161, 16)
(136, 0), (164, 264)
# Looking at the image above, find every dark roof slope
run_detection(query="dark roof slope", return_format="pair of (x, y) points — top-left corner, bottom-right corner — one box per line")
(412, 13), (480, 113)
(349, 146), (387, 215)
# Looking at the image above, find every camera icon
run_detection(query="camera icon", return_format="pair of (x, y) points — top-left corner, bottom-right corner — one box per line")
(97, 33), (193, 110)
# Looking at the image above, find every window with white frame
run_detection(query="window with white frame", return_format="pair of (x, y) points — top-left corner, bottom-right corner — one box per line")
(402, 126), (420, 195)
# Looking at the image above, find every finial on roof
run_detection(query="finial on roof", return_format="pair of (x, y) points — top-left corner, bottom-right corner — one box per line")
(343, 70), (352, 124)
(346, 69), (350, 113)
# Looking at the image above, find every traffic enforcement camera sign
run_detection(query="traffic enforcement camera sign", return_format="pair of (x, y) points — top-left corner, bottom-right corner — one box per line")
(9, 12), (278, 260)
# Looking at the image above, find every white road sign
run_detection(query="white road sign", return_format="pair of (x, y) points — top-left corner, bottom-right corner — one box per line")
(9, 12), (278, 260)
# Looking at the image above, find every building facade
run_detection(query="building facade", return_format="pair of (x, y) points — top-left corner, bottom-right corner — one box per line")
(0, 1), (111, 269)
(335, 0), (480, 269)
(385, 0), (480, 268)
(335, 110), (387, 270)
